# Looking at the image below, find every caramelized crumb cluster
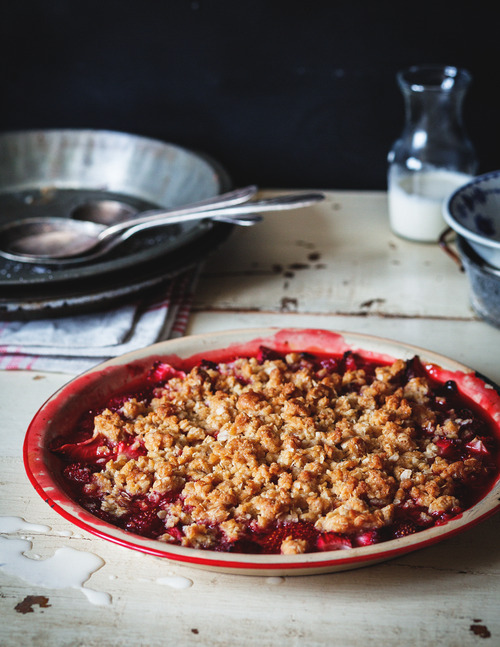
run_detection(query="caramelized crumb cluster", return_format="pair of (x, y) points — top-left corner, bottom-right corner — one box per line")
(58, 350), (496, 554)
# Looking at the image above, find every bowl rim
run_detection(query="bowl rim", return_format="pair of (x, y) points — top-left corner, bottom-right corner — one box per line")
(457, 235), (500, 277)
(444, 170), (500, 250)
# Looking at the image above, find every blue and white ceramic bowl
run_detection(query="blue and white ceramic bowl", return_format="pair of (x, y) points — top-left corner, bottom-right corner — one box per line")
(443, 170), (500, 268)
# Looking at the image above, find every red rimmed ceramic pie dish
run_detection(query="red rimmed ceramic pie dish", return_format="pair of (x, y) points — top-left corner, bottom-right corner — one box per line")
(23, 328), (500, 575)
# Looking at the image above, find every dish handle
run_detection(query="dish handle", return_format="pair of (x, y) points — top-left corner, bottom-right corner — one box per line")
(439, 227), (464, 272)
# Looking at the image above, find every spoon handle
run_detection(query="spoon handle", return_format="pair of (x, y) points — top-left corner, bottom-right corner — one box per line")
(100, 192), (325, 241)
(160, 185), (258, 213)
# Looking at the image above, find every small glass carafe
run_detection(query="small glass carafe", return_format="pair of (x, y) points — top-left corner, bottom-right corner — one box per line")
(387, 64), (478, 242)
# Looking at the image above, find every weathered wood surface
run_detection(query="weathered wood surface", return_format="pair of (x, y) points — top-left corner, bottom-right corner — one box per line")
(195, 191), (472, 319)
(1, 191), (499, 647)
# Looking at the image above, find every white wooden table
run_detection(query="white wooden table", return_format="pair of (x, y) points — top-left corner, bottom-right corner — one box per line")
(1, 191), (499, 646)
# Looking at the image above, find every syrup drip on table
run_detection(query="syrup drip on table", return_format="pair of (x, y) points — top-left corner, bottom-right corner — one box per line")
(0, 515), (111, 606)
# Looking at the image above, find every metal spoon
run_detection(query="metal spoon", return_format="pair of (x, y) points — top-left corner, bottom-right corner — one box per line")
(71, 184), (259, 226)
(0, 188), (324, 265)
(0, 184), (261, 266)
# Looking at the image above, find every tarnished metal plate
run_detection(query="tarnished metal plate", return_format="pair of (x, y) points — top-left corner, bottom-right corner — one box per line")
(0, 129), (230, 316)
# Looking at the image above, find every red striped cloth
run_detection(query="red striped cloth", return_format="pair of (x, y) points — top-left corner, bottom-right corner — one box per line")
(0, 266), (199, 374)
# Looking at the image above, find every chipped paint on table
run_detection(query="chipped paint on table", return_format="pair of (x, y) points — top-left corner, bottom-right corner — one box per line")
(195, 191), (472, 319)
(1, 190), (500, 647)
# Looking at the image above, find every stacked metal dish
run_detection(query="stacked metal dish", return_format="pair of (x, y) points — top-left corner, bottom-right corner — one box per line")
(0, 129), (231, 318)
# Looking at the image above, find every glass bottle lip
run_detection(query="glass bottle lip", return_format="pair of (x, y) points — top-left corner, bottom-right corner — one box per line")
(397, 65), (472, 92)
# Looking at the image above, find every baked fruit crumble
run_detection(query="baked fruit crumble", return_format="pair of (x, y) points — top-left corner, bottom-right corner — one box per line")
(53, 347), (498, 555)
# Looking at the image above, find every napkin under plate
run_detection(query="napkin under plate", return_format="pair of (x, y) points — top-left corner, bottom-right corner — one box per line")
(0, 267), (199, 374)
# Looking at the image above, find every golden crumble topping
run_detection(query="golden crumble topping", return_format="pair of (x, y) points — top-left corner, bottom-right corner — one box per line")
(58, 350), (496, 554)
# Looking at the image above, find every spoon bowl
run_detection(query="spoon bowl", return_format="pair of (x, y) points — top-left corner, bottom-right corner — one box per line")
(0, 213), (262, 266)
(71, 200), (139, 226)
(0, 218), (110, 259)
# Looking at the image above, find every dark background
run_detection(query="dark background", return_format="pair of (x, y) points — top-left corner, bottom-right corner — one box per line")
(1, 1), (499, 190)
